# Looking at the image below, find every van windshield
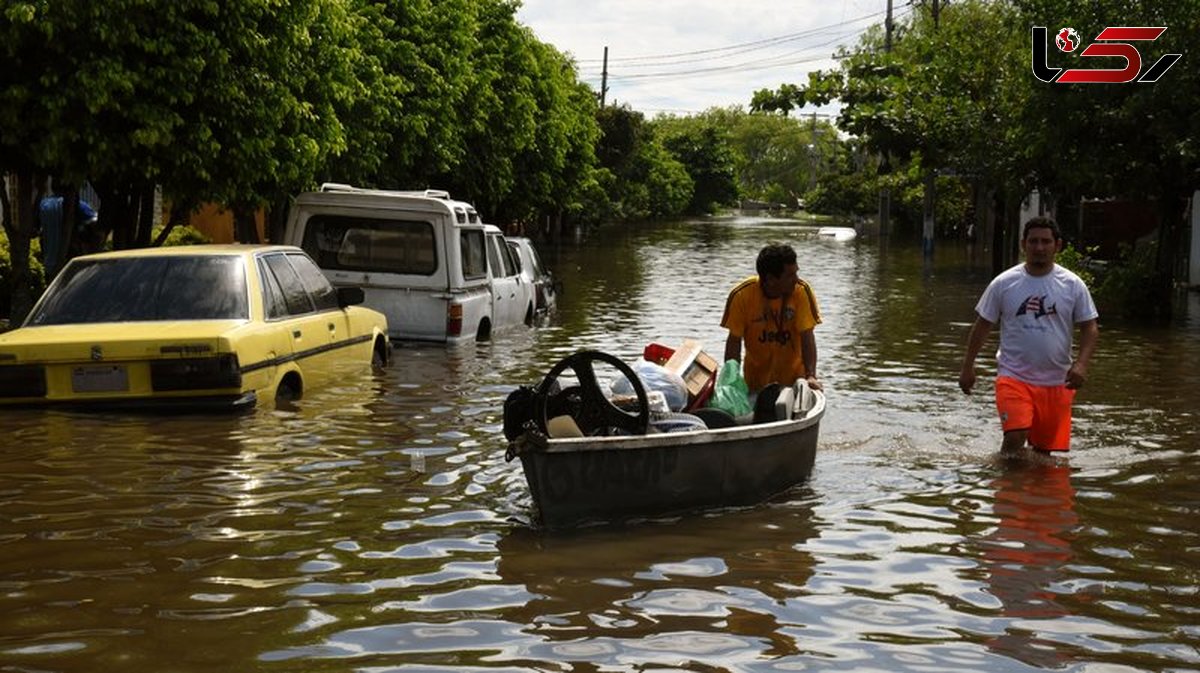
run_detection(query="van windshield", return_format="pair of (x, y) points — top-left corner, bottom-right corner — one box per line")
(302, 215), (438, 275)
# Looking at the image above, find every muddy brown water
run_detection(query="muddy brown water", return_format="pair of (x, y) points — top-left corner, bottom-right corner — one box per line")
(1, 216), (1197, 672)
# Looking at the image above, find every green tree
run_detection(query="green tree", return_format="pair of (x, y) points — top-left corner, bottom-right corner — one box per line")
(1014, 0), (1200, 317)
(652, 116), (739, 215)
(590, 105), (692, 222)
(752, 2), (1037, 243)
(805, 138), (877, 216)
(504, 37), (601, 229)
(0, 0), (362, 254)
(365, 0), (475, 190)
(703, 107), (844, 208)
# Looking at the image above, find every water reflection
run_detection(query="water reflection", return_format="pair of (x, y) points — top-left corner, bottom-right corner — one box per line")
(977, 460), (1077, 668)
(259, 498), (820, 668)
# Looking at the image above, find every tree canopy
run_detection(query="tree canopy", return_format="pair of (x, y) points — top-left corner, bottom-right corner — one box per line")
(0, 0), (613, 319)
(751, 0), (1200, 312)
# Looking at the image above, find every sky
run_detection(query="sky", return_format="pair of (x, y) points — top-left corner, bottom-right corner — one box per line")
(515, 0), (906, 118)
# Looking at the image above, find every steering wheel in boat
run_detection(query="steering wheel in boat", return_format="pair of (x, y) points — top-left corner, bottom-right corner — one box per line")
(533, 350), (650, 436)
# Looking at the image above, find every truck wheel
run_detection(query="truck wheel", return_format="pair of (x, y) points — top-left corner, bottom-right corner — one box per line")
(476, 319), (492, 342)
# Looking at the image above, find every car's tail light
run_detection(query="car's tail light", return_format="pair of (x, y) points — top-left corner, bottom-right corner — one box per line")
(151, 354), (241, 391)
(0, 365), (47, 398)
(447, 303), (463, 337)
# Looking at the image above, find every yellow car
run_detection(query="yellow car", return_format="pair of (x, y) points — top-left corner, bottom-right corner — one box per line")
(0, 245), (390, 410)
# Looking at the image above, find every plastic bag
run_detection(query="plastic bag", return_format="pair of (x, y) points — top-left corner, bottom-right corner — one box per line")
(708, 359), (752, 416)
(609, 359), (689, 412)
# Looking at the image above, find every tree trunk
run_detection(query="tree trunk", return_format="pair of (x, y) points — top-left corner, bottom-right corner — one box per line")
(4, 173), (38, 324)
(970, 181), (987, 263)
(153, 201), (193, 247)
(96, 181), (136, 251)
(134, 184), (155, 248)
(922, 169), (935, 257)
(267, 194), (290, 243)
(990, 188), (1006, 276)
(233, 204), (260, 243)
(1146, 193), (1187, 321)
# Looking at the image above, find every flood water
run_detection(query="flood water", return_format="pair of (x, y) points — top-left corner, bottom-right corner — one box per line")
(2, 215), (1198, 672)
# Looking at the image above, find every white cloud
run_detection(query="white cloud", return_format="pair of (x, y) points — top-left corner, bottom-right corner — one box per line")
(517, 0), (893, 117)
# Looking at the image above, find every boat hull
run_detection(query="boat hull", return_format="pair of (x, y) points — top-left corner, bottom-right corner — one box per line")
(513, 393), (823, 528)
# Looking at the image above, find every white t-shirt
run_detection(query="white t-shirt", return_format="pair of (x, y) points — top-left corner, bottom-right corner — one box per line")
(975, 263), (1099, 386)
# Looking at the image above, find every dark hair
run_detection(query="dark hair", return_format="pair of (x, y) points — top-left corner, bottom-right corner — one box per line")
(756, 243), (797, 278)
(1022, 216), (1061, 241)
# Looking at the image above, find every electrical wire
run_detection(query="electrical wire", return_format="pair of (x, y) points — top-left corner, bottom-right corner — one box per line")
(575, 8), (888, 66)
(577, 8), (910, 82)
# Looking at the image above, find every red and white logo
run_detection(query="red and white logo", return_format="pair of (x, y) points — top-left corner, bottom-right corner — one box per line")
(1032, 26), (1182, 84)
(1055, 27), (1080, 52)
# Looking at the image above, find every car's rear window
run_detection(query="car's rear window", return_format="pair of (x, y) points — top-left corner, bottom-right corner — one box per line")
(29, 256), (248, 324)
(302, 214), (437, 275)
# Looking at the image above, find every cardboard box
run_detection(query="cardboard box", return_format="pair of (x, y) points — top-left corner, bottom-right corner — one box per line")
(663, 338), (719, 405)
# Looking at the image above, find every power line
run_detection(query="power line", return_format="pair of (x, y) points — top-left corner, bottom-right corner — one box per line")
(575, 9), (888, 66)
(601, 29), (870, 80)
(579, 11), (909, 84)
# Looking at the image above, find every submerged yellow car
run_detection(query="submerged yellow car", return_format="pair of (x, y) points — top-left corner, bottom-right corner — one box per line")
(0, 245), (390, 410)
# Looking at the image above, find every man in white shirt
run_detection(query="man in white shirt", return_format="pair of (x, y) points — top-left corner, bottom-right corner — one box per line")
(959, 217), (1100, 454)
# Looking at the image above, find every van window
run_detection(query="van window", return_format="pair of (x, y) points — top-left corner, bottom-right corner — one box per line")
(500, 239), (520, 277)
(301, 214), (437, 275)
(526, 245), (546, 276)
(486, 235), (517, 278)
(461, 230), (486, 280)
(505, 241), (524, 274)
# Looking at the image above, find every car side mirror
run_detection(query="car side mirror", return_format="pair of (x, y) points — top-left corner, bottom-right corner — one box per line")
(336, 286), (365, 307)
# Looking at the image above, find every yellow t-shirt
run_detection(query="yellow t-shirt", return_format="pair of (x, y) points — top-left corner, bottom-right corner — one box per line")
(720, 275), (821, 390)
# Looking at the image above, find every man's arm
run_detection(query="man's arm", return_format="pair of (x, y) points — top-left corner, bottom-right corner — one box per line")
(1066, 318), (1099, 389)
(724, 333), (741, 364)
(959, 315), (994, 394)
(799, 329), (823, 391)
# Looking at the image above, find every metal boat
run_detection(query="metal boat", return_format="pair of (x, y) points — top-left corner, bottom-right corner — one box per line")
(504, 350), (825, 528)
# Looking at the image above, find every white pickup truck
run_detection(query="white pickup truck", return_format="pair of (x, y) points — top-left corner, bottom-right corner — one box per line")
(283, 184), (534, 343)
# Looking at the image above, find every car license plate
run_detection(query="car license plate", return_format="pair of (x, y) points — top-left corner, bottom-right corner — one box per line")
(71, 365), (129, 393)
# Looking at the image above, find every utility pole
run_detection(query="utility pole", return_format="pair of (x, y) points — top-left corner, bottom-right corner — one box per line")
(922, 0), (939, 258)
(885, 0), (894, 52)
(877, 0), (894, 239)
(809, 112), (818, 193)
(599, 46), (609, 108)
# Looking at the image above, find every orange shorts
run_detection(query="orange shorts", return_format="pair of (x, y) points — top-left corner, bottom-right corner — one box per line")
(994, 376), (1076, 451)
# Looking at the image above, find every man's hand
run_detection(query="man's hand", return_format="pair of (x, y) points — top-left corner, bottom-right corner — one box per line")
(960, 316), (993, 396)
(1065, 361), (1088, 389)
(805, 375), (824, 392)
(959, 366), (976, 394)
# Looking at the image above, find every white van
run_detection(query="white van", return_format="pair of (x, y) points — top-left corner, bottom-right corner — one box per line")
(283, 184), (534, 343)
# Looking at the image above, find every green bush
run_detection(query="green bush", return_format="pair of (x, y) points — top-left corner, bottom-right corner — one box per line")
(0, 231), (47, 320)
(1093, 242), (1164, 319)
(1055, 242), (1096, 287)
(155, 223), (211, 247)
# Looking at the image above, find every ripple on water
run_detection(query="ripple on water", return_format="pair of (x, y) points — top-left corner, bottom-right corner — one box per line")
(1, 222), (1198, 672)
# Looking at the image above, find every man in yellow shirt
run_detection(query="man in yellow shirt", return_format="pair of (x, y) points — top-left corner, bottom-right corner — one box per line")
(721, 243), (823, 392)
